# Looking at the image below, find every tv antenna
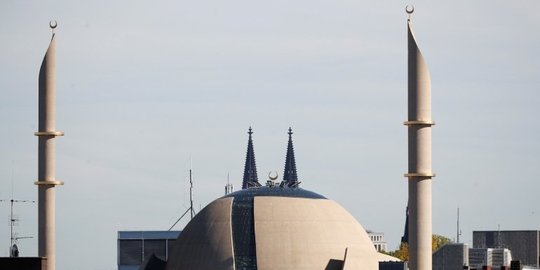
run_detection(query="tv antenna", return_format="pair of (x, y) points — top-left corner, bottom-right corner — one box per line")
(168, 158), (196, 231)
(456, 207), (462, 243)
(0, 199), (36, 257)
(1, 166), (35, 257)
(224, 173), (233, 195)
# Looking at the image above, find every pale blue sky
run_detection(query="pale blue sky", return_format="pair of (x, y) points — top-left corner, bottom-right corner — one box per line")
(1, 1), (539, 269)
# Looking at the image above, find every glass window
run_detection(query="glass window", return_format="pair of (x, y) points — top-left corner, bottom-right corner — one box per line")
(144, 239), (167, 261)
(119, 239), (142, 265)
(167, 239), (176, 260)
(231, 196), (257, 270)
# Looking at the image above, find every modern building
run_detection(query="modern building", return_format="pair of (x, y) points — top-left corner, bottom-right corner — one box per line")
(0, 257), (47, 270)
(380, 261), (408, 270)
(432, 243), (469, 270)
(432, 243), (516, 270)
(469, 248), (512, 269)
(473, 230), (540, 267)
(117, 231), (181, 270)
(367, 231), (388, 252)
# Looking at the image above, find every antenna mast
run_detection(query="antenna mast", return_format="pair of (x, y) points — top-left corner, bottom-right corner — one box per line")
(225, 173), (233, 195)
(1, 199), (36, 257)
(168, 159), (197, 231)
(189, 160), (195, 219)
(457, 207), (461, 243)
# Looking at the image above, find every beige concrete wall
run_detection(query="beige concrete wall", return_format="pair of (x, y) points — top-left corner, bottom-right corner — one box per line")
(166, 197), (234, 270)
(37, 33), (59, 270)
(407, 20), (433, 270)
(253, 197), (379, 270)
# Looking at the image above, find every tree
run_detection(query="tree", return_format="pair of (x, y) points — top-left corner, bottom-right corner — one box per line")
(389, 242), (409, 261)
(386, 234), (451, 261)
(432, 234), (451, 251)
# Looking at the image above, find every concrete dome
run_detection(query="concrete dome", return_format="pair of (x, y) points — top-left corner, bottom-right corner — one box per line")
(166, 187), (392, 270)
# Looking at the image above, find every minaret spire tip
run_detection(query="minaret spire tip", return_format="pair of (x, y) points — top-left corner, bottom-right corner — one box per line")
(405, 5), (414, 21)
(288, 127), (293, 137)
(49, 20), (58, 34)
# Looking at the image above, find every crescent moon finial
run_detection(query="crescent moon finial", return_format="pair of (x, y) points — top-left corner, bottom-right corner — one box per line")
(49, 20), (58, 33)
(405, 5), (414, 21)
(405, 5), (414, 14)
(268, 171), (278, 181)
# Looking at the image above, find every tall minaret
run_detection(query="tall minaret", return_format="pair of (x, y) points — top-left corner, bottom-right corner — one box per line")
(283, 127), (298, 187)
(404, 7), (434, 270)
(242, 127), (259, 189)
(35, 21), (64, 270)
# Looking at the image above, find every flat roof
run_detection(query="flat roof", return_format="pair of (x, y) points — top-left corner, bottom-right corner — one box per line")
(118, 230), (181, 240)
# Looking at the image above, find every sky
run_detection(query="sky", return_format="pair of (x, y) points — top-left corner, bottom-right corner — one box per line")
(1, 0), (539, 269)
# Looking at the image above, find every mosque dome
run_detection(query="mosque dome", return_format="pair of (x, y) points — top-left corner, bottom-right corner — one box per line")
(165, 186), (395, 270)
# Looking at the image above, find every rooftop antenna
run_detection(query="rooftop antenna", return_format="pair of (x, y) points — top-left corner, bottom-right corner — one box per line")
(497, 224), (501, 248)
(225, 173), (233, 195)
(168, 158), (196, 231)
(1, 172), (36, 257)
(189, 158), (195, 219)
(457, 207), (462, 243)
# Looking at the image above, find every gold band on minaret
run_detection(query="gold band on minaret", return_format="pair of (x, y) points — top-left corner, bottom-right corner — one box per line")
(35, 180), (64, 186)
(403, 120), (435, 126)
(34, 131), (64, 136)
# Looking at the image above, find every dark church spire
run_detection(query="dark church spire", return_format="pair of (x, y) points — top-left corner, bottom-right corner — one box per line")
(242, 127), (259, 189)
(401, 206), (409, 244)
(283, 127), (299, 187)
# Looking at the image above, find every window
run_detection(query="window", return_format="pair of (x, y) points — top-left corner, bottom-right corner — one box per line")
(119, 239), (142, 265)
(231, 196), (257, 270)
(144, 239), (167, 261)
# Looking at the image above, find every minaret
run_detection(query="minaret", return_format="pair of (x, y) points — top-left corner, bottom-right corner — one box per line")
(34, 21), (63, 270)
(404, 7), (434, 270)
(283, 127), (298, 187)
(242, 127), (259, 189)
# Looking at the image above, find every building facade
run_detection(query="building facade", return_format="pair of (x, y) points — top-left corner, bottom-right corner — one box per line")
(473, 230), (540, 267)
(367, 231), (388, 252)
(432, 243), (469, 270)
(117, 231), (181, 270)
(432, 243), (515, 270)
(469, 248), (512, 269)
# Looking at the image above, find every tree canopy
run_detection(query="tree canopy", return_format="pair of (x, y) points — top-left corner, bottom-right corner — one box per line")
(385, 234), (451, 261)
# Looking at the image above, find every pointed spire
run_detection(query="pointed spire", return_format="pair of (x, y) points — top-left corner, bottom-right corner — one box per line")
(401, 206), (409, 244)
(283, 127), (298, 186)
(242, 127), (259, 189)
